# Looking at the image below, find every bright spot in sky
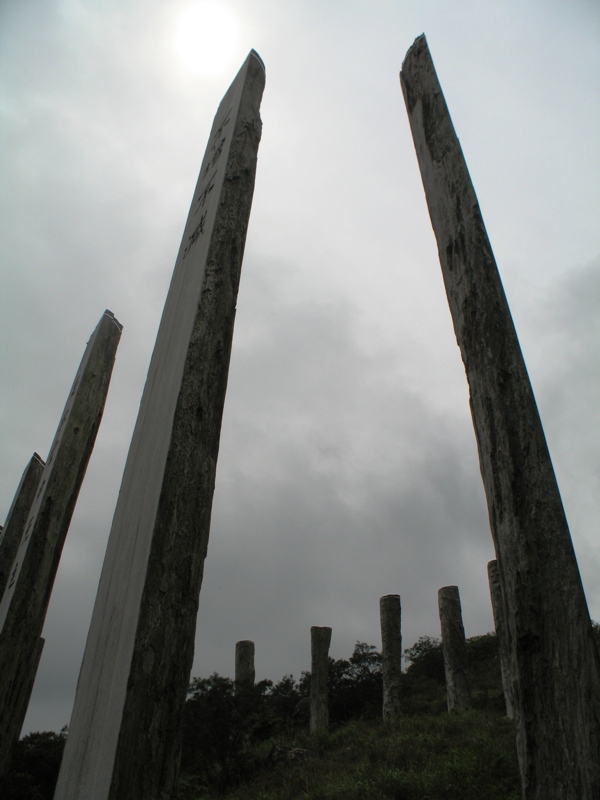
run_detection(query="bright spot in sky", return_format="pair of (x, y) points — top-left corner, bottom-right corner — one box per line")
(174, 2), (240, 76)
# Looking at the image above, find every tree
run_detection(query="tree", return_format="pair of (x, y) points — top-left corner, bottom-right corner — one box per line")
(0, 729), (67, 800)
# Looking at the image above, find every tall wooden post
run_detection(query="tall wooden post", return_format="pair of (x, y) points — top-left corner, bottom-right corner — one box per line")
(310, 626), (331, 733)
(55, 51), (265, 800)
(0, 311), (122, 776)
(380, 594), (402, 719)
(438, 586), (471, 713)
(401, 35), (600, 798)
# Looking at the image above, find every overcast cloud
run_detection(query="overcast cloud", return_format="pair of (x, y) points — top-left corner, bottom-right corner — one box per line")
(0, 0), (598, 735)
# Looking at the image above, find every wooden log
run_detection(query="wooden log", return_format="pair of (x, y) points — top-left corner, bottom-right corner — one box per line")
(310, 626), (331, 733)
(438, 586), (471, 712)
(401, 35), (600, 798)
(380, 594), (402, 719)
(235, 640), (255, 693)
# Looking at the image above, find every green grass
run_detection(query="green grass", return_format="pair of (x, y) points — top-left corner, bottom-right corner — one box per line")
(179, 711), (520, 800)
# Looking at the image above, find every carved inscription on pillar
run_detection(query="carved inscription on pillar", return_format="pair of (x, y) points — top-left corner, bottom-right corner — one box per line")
(55, 51), (265, 800)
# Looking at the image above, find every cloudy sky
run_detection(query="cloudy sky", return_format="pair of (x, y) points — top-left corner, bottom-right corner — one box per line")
(1, 0), (598, 735)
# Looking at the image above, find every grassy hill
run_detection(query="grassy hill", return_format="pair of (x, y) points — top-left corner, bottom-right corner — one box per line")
(178, 634), (519, 799)
(179, 711), (520, 800)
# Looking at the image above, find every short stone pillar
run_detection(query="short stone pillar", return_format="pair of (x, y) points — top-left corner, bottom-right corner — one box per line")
(438, 586), (471, 713)
(235, 640), (255, 693)
(0, 453), (45, 599)
(487, 560), (514, 718)
(310, 626), (331, 733)
(380, 594), (402, 719)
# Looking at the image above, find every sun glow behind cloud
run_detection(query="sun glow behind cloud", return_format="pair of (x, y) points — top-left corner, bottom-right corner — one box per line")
(174, 2), (240, 76)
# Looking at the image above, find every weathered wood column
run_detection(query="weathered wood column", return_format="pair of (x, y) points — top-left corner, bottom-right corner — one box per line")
(380, 594), (402, 719)
(235, 640), (255, 693)
(438, 586), (471, 713)
(487, 560), (514, 718)
(0, 310), (122, 776)
(401, 35), (600, 799)
(55, 51), (265, 800)
(310, 626), (331, 733)
(0, 456), (46, 771)
(0, 453), (45, 599)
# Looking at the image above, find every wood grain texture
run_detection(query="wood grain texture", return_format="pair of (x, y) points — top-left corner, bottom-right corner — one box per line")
(438, 586), (471, 713)
(380, 594), (402, 719)
(0, 453), (45, 600)
(55, 51), (265, 800)
(487, 559), (514, 718)
(0, 311), (121, 776)
(401, 35), (600, 798)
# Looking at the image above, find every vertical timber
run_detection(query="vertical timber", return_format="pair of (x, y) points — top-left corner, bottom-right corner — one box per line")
(0, 311), (122, 776)
(401, 35), (600, 798)
(235, 640), (255, 693)
(310, 626), (332, 733)
(0, 453), (45, 599)
(55, 51), (265, 800)
(438, 586), (471, 713)
(380, 594), (402, 719)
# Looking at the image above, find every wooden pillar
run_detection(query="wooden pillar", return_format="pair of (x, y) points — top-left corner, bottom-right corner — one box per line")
(0, 453), (45, 599)
(380, 594), (402, 719)
(0, 311), (122, 776)
(235, 640), (255, 693)
(487, 560), (514, 718)
(310, 626), (331, 733)
(438, 586), (471, 713)
(55, 51), (265, 800)
(12, 637), (45, 746)
(401, 35), (600, 798)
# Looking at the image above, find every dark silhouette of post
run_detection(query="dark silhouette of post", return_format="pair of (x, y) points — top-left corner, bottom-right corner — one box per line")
(487, 560), (514, 718)
(0, 453), (45, 599)
(235, 640), (255, 693)
(55, 51), (265, 800)
(380, 594), (402, 719)
(401, 34), (600, 798)
(0, 311), (122, 776)
(438, 586), (471, 712)
(310, 626), (331, 733)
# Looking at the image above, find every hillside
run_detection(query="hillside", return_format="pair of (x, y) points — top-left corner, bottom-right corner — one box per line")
(1, 634), (521, 799)
(178, 634), (519, 798)
(179, 712), (520, 800)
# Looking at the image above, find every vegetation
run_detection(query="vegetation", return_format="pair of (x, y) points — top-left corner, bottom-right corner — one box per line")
(177, 634), (517, 798)
(0, 729), (66, 800)
(192, 713), (520, 800)
(1, 633), (521, 799)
